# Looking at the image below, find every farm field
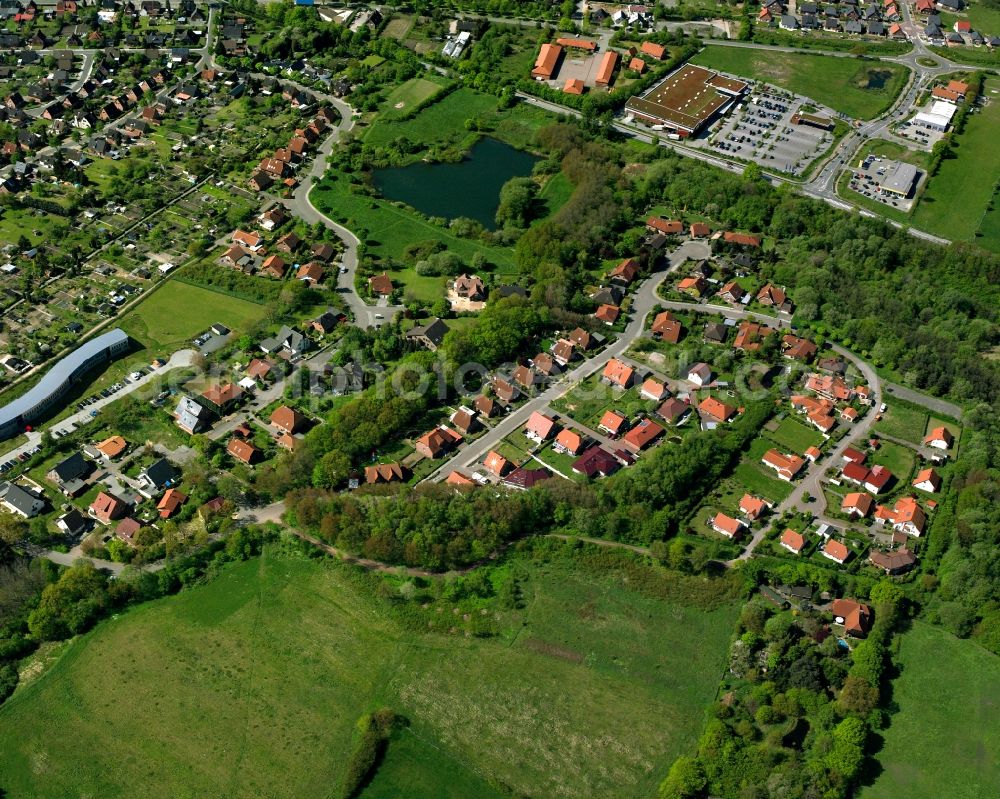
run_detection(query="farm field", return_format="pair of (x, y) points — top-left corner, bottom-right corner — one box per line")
(910, 77), (1000, 250)
(0, 551), (739, 799)
(690, 46), (909, 119)
(118, 279), (267, 352)
(861, 622), (1000, 799)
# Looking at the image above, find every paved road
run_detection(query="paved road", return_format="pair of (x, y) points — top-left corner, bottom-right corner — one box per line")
(422, 240), (712, 483)
(34, 548), (127, 576)
(270, 81), (404, 328)
(884, 380), (962, 420)
(1, 349), (196, 463)
(726, 349), (882, 562)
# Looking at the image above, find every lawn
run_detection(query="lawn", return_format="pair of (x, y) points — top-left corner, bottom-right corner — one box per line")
(690, 46), (909, 119)
(874, 400), (927, 444)
(0, 551), (739, 799)
(732, 460), (794, 503)
(361, 729), (506, 799)
(364, 88), (499, 148)
(910, 76), (1000, 250)
(310, 173), (518, 272)
(870, 440), (915, 482)
(967, 2), (1000, 36)
(118, 279), (267, 352)
(733, 437), (797, 503)
(379, 76), (450, 121)
(767, 416), (825, 453)
(860, 621), (1000, 799)
(537, 171), (574, 219)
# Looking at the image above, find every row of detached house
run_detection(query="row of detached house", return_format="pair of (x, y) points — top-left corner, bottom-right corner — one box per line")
(247, 102), (336, 194)
(763, 0), (909, 38)
(219, 206), (339, 283)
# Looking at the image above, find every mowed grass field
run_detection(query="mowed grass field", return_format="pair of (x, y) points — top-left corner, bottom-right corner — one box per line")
(861, 622), (1000, 799)
(911, 76), (1000, 250)
(767, 416), (825, 453)
(0, 551), (739, 799)
(379, 76), (450, 120)
(364, 88), (500, 147)
(690, 46), (909, 119)
(118, 279), (267, 351)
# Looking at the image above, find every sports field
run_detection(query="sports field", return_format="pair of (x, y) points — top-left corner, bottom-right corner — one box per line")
(910, 76), (1000, 250)
(690, 47), (909, 119)
(0, 551), (739, 799)
(862, 622), (1000, 799)
(118, 279), (267, 351)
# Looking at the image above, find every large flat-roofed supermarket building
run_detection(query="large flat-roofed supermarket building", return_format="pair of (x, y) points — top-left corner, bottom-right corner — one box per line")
(0, 328), (130, 440)
(624, 63), (749, 137)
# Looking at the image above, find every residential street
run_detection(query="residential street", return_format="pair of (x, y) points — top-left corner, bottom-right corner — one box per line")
(246, 77), (406, 328)
(422, 240), (712, 483)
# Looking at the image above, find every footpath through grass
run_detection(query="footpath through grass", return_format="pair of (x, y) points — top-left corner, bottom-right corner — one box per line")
(0, 549), (739, 799)
(861, 621), (1000, 799)
(690, 46), (909, 119)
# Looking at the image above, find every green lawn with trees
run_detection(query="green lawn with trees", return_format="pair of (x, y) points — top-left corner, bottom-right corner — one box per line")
(0, 548), (740, 799)
(690, 46), (909, 119)
(861, 622), (1000, 799)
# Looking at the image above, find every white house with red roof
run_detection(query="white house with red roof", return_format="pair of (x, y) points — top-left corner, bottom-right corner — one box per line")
(912, 467), (941, 493)
(711, 512), (745, 539)
(923, 426), (954, 450)
(780, 529), (805, 555)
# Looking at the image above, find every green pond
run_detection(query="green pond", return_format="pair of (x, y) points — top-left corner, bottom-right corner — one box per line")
(372, 137), (539, 229)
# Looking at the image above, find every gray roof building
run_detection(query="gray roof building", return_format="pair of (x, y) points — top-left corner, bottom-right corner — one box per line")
(260, 326), (309, 358)
(139, 457), (179, 492)
(405, 318), (450, 352)
(0, 329), (129, 441)
(0, 483), (46, 518)
(175, 396), (209, 434)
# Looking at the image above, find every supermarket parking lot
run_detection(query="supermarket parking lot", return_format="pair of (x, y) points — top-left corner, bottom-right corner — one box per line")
(697, 87), (834, 175)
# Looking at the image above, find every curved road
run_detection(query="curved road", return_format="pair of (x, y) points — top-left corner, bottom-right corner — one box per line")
(234, 72), (405, 328)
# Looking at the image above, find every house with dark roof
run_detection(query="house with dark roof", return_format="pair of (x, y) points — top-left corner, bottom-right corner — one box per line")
(46, 451), (92, 496)
(0, 483), (46, 518)
(405, 318), (450, 352)
(502, 466), (552, 491)
(138, 457), (179, 495)
(56, 508), (90, 538)
(572, 446), (620, 478)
